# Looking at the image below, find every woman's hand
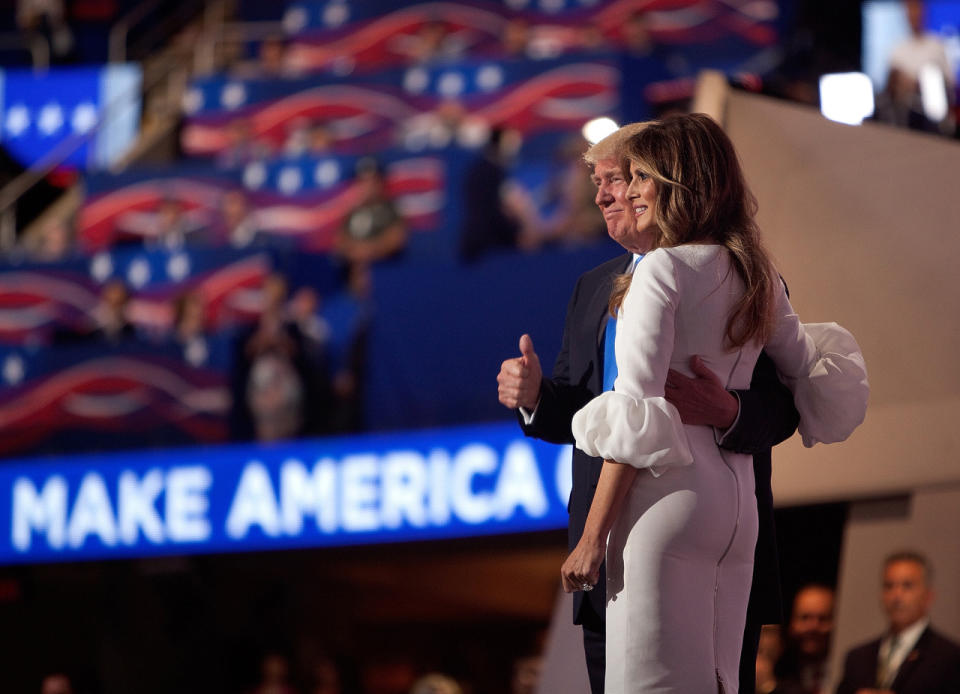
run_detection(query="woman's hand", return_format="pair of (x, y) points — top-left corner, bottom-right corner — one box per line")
(561, 535), (606, 593)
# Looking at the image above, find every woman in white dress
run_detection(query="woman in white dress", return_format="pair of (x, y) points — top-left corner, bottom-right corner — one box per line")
(559, 114), (868, 693)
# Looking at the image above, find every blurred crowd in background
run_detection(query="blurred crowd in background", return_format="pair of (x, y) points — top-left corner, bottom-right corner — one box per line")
(2, 0), (956, 461)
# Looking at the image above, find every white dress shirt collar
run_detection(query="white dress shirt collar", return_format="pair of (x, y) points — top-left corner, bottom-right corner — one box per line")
(879, 617), (930, 687)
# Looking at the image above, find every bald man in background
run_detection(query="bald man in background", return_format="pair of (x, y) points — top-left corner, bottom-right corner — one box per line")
(836, 551), (960, 694)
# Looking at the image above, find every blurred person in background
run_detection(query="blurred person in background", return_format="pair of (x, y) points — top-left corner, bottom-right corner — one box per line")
(621, 10), (655, 57)
(307, 123), (336, 155)
(336, 158), (407, 270)
(835, 551), (960, 694)
(17, 0), (74, 63)
(218, 118), (270, 169)
(283, 120), (335, 158)
(114, 196), (207, 248)
(151, 197), (208, 249)
(756, 625), (789, 694)
(398, 20), (465, 65)
(256, 36), (293, 79)
(287, 284), (335, 426)
(87, 279), (136, 345)
(55, 279), (134, 345)
(287, 286), (331, 364)
(28, 220), (75, 263)
(307, 654), (342, 694)
(250, 651), (299, 694)
(877, 0), (955, 135)
(511, 654), (543, 694)
(220, 189), (265, 249)
(776, 584), (835, 694)
(233, 35), (299, 79)
(324, 263), (372, 433)
(399, 98), (467, 150)
(537, 135), (608, 248)
(459, 127), (534, 261)
(500, 17), (532, 58)
(408, 672), (462, 694)
(40, 672), (73, 694)
(171, 290), (210, 367)
(234, 274), (317, 441)
(282, 116), (313, 158)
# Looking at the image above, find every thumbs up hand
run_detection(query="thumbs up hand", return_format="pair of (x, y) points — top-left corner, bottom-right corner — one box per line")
(497, 333), (543, 411)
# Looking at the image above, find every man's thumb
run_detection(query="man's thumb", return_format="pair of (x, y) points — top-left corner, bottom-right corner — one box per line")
(519, 333), (536, 359)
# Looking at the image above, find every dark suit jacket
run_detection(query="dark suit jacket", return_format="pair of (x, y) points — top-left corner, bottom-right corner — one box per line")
(518, 252), (799, 626)
(835, 626), (960, 694)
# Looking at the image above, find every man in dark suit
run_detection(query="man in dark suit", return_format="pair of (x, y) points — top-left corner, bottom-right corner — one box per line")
(835, 551), (960, 694)
(496, 123), (799, 694)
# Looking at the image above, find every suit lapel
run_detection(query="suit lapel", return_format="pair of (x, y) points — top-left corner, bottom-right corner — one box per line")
(891, 628), (930, 691)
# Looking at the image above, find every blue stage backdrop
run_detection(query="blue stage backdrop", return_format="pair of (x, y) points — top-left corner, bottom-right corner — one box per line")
(0, 422), (570, 565)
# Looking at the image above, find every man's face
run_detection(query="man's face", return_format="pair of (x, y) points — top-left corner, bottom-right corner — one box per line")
(592, 158), (650, 254)
(882, 560), (933, 633)
(788, 587), (834, 658)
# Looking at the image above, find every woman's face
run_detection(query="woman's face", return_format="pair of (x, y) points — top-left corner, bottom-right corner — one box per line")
(625, 160), (659, 245)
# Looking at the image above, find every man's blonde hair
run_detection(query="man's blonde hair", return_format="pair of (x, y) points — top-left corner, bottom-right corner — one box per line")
(583, 121), (649, 166)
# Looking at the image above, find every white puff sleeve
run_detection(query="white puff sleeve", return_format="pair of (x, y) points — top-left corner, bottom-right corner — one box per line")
(765, 286), (869, 447)
(571, 249), (693, 475)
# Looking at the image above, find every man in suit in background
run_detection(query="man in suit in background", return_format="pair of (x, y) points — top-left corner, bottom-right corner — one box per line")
(777, 583), (836, 693)
(835, 551), (960, 694)
(496, 122), (800, 694)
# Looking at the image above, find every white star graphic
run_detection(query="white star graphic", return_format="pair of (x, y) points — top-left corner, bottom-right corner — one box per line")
(283, 6), (308, 33)
(181, 88), (204, 115)
(5, 105), (30, 138)
(437, 72), (466, 97)
(404, 68), (430, 94)
(3, 355), (25, 386)
(166, 253), (191, 282)
(476, 65), (504, 92)
(127, 258), (152, 288)
(314, 160), (341, 188)
(37, 103), (64, 137)
(220, 83), (247, 110)
(244, 162), (267, 190)
(323, 2), (349, 28)
(90, 252), (114, 282)
(278, 166), (303, 195)
(71, 102), (98, 134)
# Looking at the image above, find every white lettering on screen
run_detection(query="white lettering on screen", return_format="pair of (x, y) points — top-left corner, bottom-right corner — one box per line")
(11, 465), (213, 552)
(224, 441), (551, 540)
(67, 472), (117, 548)
(12, 476), (68, 551)
(9, 439), (554, 552)
(165, 467), (212, 542)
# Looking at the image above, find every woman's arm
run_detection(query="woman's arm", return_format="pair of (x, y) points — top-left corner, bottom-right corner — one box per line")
(560, 459), (638, 592)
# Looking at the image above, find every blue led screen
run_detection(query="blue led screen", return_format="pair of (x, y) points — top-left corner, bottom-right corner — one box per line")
(0, 422), (571, 565)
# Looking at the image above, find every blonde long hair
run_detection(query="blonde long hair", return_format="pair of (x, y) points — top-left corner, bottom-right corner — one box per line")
(609, 113), (777, 349)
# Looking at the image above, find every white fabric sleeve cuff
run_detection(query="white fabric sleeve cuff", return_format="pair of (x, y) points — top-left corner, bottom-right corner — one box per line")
(572, 391), (693, 476)
(518, 397), (541, 425)
(713, 390), (742, 446)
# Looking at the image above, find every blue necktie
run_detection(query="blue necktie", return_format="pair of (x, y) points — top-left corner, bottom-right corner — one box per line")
(602, 255), (642, 392)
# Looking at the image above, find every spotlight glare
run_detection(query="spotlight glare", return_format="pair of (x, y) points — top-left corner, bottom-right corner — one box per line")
(582, 117), (620, 144)
(919, 63), (949, 123)
(819, 72), (875, 126)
